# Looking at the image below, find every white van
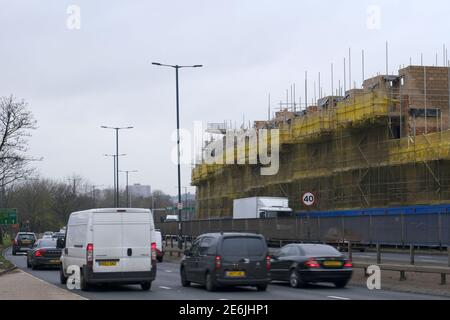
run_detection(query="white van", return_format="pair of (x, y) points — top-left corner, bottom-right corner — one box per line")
(59, 208), (157, 291)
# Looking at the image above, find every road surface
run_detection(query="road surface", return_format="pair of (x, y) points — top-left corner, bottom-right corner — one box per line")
(5, 249), (449, 300)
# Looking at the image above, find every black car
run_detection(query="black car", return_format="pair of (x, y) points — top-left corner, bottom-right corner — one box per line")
(27, 239), (62, 270)
(12, 232), (37, 255)
(180, 233), (271, 292)
(270, 244), (353, 288)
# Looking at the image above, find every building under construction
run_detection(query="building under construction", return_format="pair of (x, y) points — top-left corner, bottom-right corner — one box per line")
(191, 65), (450, 219)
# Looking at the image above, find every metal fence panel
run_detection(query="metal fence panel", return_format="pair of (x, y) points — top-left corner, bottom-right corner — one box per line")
(371, 215), (403, 245)
(404, 214), (440, 246)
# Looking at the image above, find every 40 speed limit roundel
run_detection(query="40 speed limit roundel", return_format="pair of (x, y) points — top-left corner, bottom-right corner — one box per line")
(302, 192), (316, 206)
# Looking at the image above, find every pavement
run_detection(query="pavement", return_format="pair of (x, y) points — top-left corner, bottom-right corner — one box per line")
(4, 248), (450, 300)
(0, 268), (85, 300)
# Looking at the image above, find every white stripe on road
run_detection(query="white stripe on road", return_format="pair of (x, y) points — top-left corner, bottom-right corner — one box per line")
(159, 286), (172, 290)
(165, 270), (173, 273)
(327, 296), (351, 300)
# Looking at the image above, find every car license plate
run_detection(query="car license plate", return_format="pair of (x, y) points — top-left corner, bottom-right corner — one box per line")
(50, 260), (60, 264)
(22, 240), (31, 244)
(98, 260), (118, 267)
(226, 271), (246, 277)
(323, 261), (343, 267)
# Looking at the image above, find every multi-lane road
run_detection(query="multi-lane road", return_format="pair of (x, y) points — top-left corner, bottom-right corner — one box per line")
(5, 248), (449, 300)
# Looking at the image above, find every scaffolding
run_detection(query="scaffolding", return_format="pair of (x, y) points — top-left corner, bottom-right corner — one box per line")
(192, 65), (450, 219)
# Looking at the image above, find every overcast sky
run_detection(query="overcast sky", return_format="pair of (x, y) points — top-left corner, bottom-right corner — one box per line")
(0, 0), (448, 195)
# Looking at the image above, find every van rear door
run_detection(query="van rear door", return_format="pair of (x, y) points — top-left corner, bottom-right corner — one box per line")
(92, 211), (123, 273)
(121, 211), (152, 272)
(220, 236), (268, 280)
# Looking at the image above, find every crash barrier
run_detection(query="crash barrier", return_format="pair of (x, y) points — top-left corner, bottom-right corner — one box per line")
(354, 262), (450, 285)
(155, 213), (450, 248)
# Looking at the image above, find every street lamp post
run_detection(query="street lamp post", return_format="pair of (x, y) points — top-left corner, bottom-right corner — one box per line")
(104, 153), (126, 207)
(101, 126), (133, 207)
(120, 170), (138, 208)
(152, 62), (202, 249)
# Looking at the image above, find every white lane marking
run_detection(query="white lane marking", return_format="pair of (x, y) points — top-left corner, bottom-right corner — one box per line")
(219, 298), (229, 300)
(159, 286), (172, 290)
(328, 296), (351, 300)
(165, 270), (173, 273)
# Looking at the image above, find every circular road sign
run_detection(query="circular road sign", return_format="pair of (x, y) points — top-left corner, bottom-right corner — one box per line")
(302, 192), (316, 207)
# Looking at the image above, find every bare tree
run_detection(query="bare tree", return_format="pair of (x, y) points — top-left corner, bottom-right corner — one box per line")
(0, 95), (38, 187)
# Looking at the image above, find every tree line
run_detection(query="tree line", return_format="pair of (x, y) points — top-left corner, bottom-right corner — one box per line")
(0, 95), (177, 242)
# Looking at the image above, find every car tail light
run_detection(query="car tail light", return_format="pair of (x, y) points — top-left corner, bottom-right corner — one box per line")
(266, 256), (271, 271)
(13, 239), (17, 245)
(86, 243), (94, 267)
(305, 258), (321, 268)
(215, 256), (222, 270)
(151, 242), (157, 262)
(35, 249), (45, 257)
(344, 260), (353, 268)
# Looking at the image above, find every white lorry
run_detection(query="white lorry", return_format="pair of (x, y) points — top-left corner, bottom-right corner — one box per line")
(59, 208), (157, 291)
(232, 197), (293, 219)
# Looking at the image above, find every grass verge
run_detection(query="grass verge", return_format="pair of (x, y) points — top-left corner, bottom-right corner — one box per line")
(0, 236), (14, 271)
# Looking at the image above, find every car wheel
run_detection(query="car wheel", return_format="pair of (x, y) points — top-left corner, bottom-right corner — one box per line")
(27, 259), (31, 268)
(180, 268), (191, 287)
(289, 270), (305, 288)
(334, 280), (349, 288)
(157, 256), (163, 263)
(80, 269), (90, 291)
(141, 282), (152, 291)
(12, 250), (16, 256)
(205, 272), (217, 292)
(60, 266), (68, 285)
(256, 284), (268, 292)
(31, 263), (38, 270)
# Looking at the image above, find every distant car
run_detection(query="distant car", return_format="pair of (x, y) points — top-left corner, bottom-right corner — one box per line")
(42, 235), (53, 240)
(270, 244), (353, 288)
(12, 232), (37, 255)
(180, 233), (270, 292)
(154, 230), (164, 262)
(165, 215), (179, 222)
(27, 239), (62, 270)
(52, 232), (65, 240)
(43, 231), (54, 237)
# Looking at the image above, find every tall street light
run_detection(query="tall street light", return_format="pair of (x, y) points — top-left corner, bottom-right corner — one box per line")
(152, 62), (203, 249)
(101, 126), (133, 207)
(120, 170), (138, 208)
(104, 153), (126, 207)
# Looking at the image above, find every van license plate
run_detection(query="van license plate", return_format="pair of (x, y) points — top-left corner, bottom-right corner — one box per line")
(98, 261), (117, 267)
(226, 271), (246, 277)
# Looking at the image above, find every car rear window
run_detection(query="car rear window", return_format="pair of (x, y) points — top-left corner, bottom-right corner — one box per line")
(221, 237), (265, 258)
(18, 234), (35, 240)
(38, 240), (57, 248)
(300, 245), (340, 256)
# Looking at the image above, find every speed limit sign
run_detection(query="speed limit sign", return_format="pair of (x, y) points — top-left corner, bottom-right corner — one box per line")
(302, 192), (316, 206)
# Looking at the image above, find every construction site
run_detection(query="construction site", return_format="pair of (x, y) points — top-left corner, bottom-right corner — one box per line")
(191, 64), (450, 219)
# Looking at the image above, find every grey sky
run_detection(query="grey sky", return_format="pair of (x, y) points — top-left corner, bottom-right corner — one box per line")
(0, 0), (448, 194)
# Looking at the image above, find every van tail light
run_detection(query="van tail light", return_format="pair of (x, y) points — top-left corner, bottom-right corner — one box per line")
(215, 256), (222, 270)
(344, 260), (353, 268)
(266, 256), (271, 271)
(35, 249), (45, 257)
(86, 243), (94, 268)
(151, 242), (157, 262)
(304, 258), (321, 269)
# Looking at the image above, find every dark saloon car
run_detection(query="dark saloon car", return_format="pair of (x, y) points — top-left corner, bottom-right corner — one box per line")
(180, 233), (271, 292)
(270, 244), (353, 288)
(12, 232), (37, 255)
(27, 239), (62, 270)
